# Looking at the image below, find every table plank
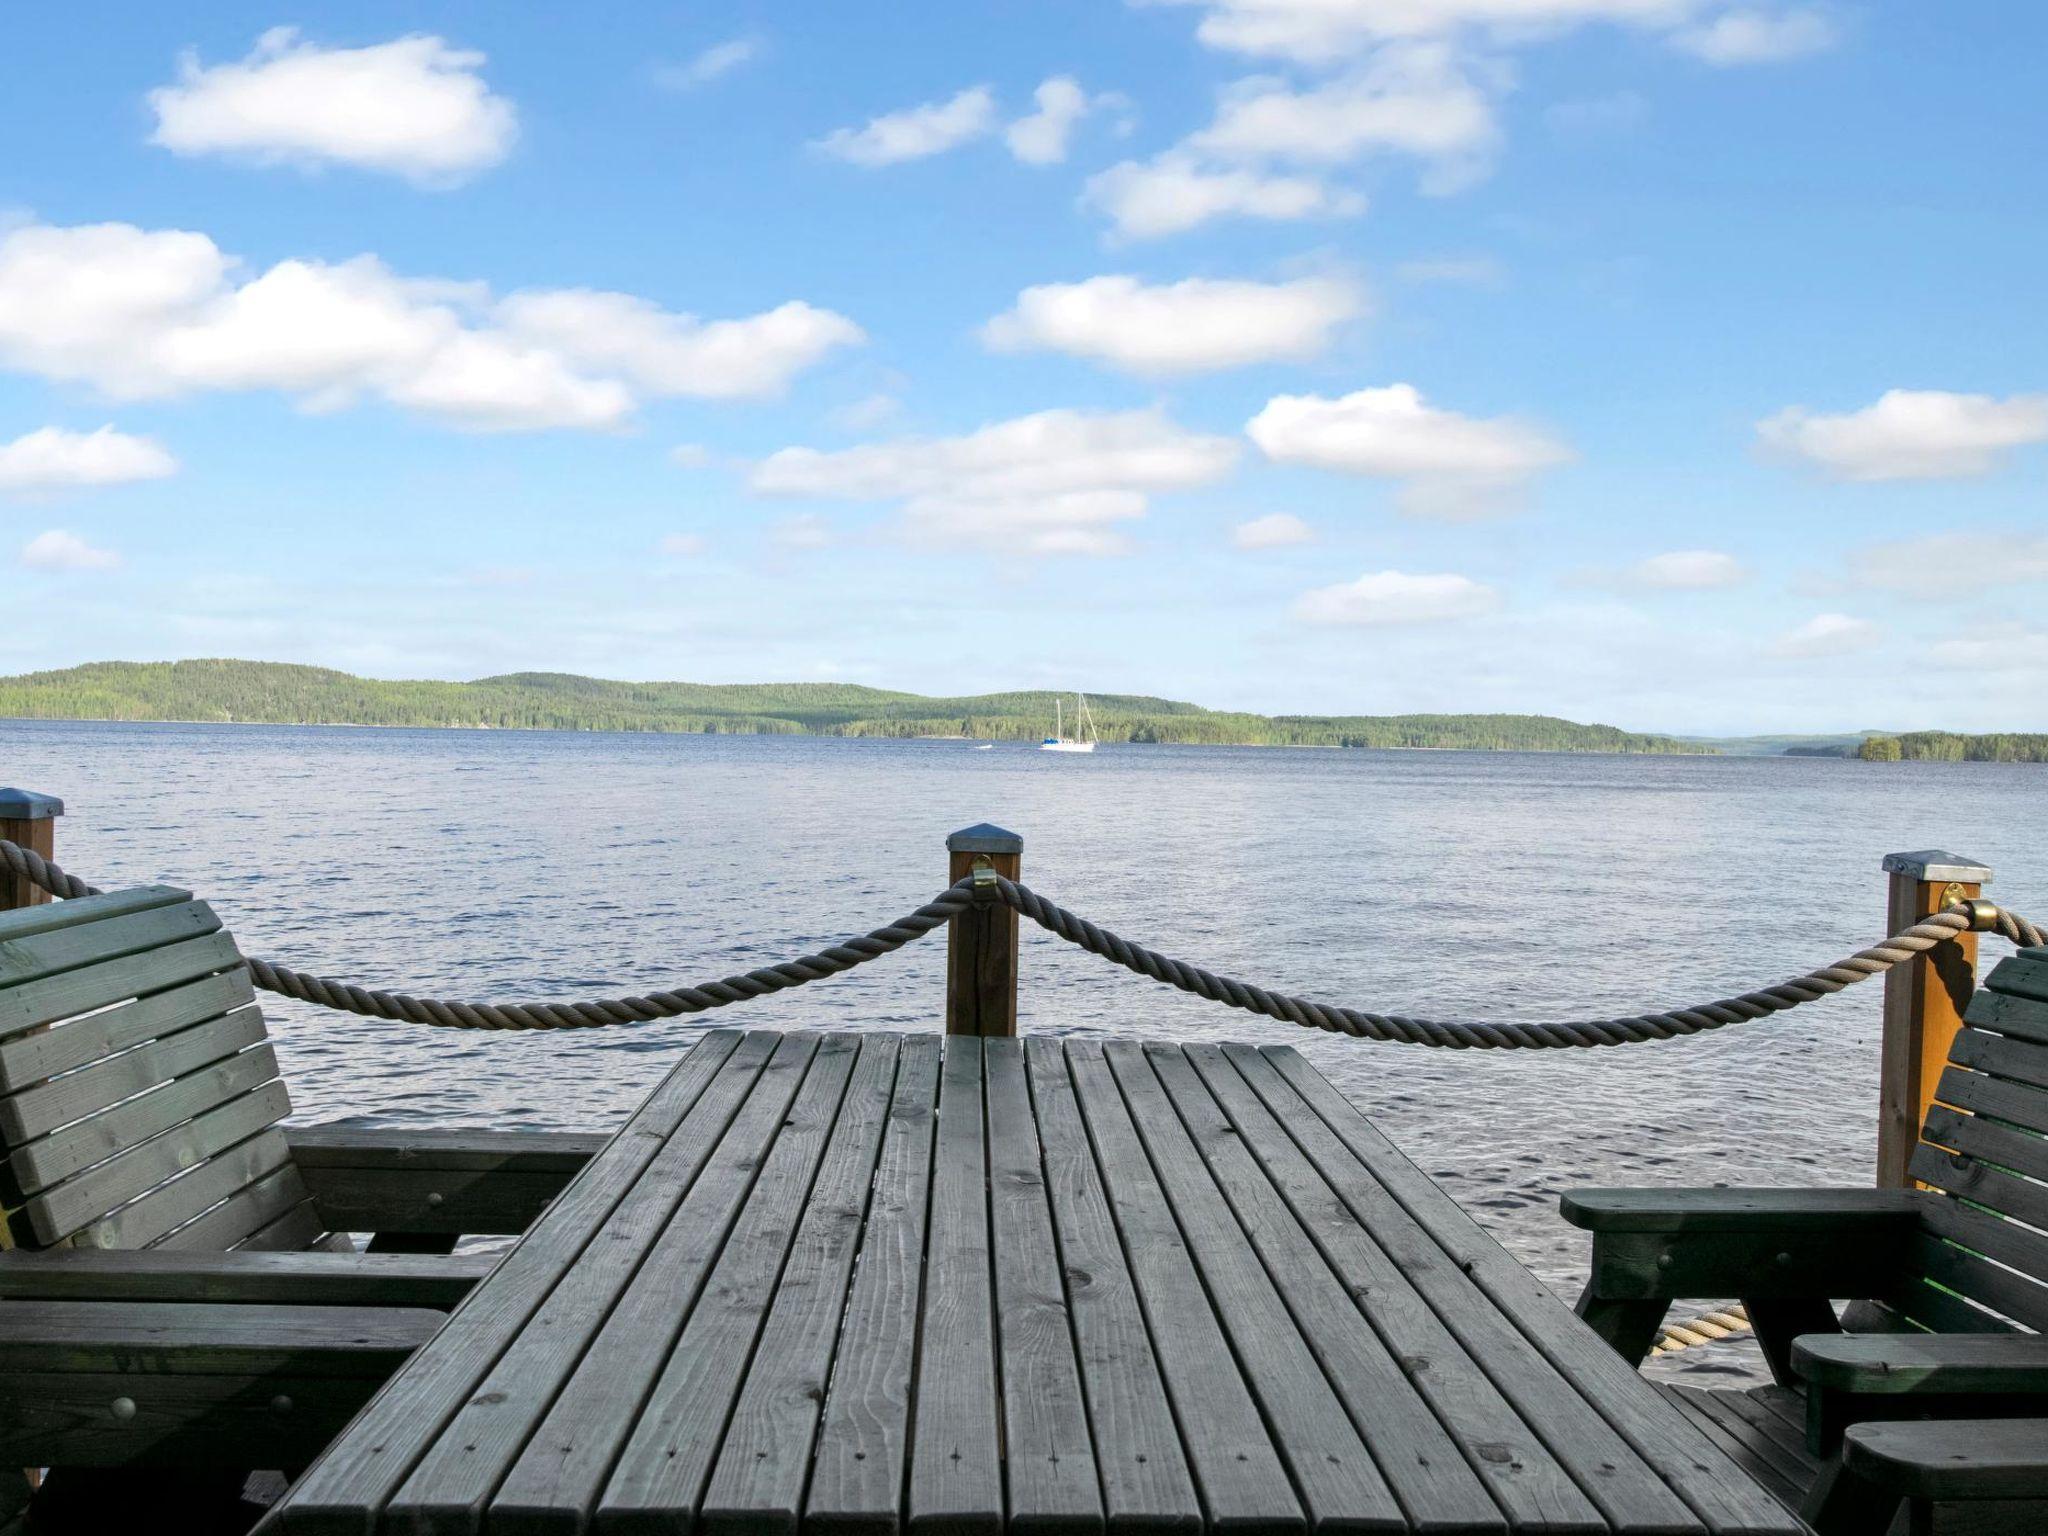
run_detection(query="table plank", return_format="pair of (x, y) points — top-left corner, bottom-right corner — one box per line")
(805, 1034), (942, 1536)
(698, 1035), (908, 1536)
(984, 1037), (1105, 1536)
(378, 1029), (795, 1533)
(1024, 1038), (1203, 1536)
(273, 1027), (750, 1536)
(906, 1035), (1003, 1536)
(1063, 1040), (1304, 1536)
(1180, 1045), (1601, 1535)
(1255, 1045), (1804, 1536)
(483, 1032), (822, 1535)
(599, 1032), (867, 1528)
(1104, 1043), (1406, 1536)
(1143, 1044), (1504, 1535)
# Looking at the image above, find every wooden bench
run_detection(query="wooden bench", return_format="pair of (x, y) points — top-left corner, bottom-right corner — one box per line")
(0, 885), (604, 1474)
(1564, 942), (2048, 1534)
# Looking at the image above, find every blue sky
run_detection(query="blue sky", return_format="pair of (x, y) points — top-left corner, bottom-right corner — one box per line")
(0, 2), (2042, 734)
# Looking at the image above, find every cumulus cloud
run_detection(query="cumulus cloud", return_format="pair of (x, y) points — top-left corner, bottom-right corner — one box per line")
(1845, 531), (2048, 597)
(1773, 612), (1879, 658)
(1234, 512), (1314, 548)
(751, 407), (1239, 556)
(1758, 389), (2048, 481)
(1629, 549), (1749, 590)
(982, 274), (1363, 375)
(1085, 154), (1362, 240)
(772, 513), (834, 550)
(816, 86), (997, 166)
(1005, 77), (1126, 165)
(1672, 7), (1837, 63)
(1930, 623), (2048, 674)
(829, 393), (903, 433)
(0, 425), (177, 494)
(1190, 44), (1500, 190)
(1295, 569), (1500, 625)
(654, 36), (761, 90)
(20, 529), (121, 572)
(0, 222), (860, 432)
(147, 28), (515, 185)
(1246, 384), (1569, 517)
(1160, 0), (1707, 63)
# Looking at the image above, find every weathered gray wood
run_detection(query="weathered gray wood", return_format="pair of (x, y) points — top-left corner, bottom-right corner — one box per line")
(1021, 1037), (1201, 1535)
(1985, 955), (2048, 1007)
(1919, 1201), (2048, 1331)
(284, 1126), (611, 1173)
(475, 1031), (819, 1535)
(1559, 1187), (1921, 1232)
(1921, 1103), (2048, 1186)
(1911, 1145), (2048, 1232)
(0, 899), (221, 991)
(0, 1247), (491, 1307)
(8, 1042), (282, 1195)
(904, 1035), (1004, 1536)
(1063, 1040), (1303, 1533)
(264, 1028), (751, 1536)
(1227, 1045), (1694, 1532)
(1898, 1245), (2020, 1334)
(1140, 1043), (1491, 1533)
(232, 1196), (330, 1254)
(81, 1124), (292, 1250)
(699, 1035), (906, 1536)
(0, 961), (252, 1091)
(1661, 1386), (1809, 1513)
(1185, 1043), (1599, 1532)
(1952, 1026), (2048, 1097)
(0, 885), (189, 949)
(1255, 1043), (1800, 1536)
(294, 1162), (589, 1236)
(601, 1034), (872, 1532)
(979, 1037), (1103, 1536)
(0, 1298), (440, 1375)
(1931, 1063), (2048, 1131)
(804, 1035), (940, 1536)
(1, 1004), (265, 1144)
(155, 1164), (314, 1252)
(1845, 1419), (2048, 1501)
(1795, 1333), (2048, 1395)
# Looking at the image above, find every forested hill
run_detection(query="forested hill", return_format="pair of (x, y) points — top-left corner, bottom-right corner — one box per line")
(0, 659), (1710, 754)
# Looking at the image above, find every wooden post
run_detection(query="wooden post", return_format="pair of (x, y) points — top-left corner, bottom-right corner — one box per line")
(1876, 849), (1991, 1188)
(0, 788), (63, 911)
(945, 823), (1021, 1037)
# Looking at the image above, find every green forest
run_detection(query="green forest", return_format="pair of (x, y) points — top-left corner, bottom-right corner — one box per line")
(0, 659), (1711, 754)
(1855, 733), (2048, 763)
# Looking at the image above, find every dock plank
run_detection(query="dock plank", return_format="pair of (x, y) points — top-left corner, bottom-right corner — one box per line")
(804, 1035), (941, 1536)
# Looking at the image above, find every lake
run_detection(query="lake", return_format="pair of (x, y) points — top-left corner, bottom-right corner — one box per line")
(5, 719), (2041, 1381)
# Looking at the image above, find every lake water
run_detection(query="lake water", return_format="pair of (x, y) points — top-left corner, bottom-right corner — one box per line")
(6, 719), (2043, 1382)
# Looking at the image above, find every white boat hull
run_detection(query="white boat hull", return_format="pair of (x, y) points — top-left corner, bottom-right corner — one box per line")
(1040, 740), (1096, 753)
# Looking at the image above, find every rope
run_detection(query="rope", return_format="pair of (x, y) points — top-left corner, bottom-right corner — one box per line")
(3, 837), (2041, 1046)
(1650, 1305), (1752, 1356)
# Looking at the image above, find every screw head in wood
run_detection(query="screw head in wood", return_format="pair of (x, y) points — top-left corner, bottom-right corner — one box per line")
(109, 1397), (136, 1421)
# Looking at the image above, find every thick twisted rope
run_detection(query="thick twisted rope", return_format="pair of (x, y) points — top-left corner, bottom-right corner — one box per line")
(3, 838), (2040, 1046)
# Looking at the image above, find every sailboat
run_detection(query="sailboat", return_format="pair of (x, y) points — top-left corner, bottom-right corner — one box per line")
(1040, 693), (1098, 753)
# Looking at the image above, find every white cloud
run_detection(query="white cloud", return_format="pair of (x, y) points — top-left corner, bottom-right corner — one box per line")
(1234, 512), (1314, 548)
(0, 222), (860, 432)
(983, 274), (1363, 375)
(495, 291), (864, 400)
(1161, 0), (1703, 63)
(1006, 77), (1124, 165)
(1246, 384), (1569, 517)
(1846, 531), (2048, 596)
(751, 407), (1239, 556)
(772, 513), (834, 550)
(1930, 623), (2048, 674)
(829, 393), (903, 432)
(20, 529), (121, 572)
(1190, 44), (1500, 191)
(1773, 612), (1879, 658)
(817, 86), (997, 166)
(147, 28), (515, 186)
(0, 426), (177, 494)
(657, 533), (708, 557)
(1085, 154), (1362, 240)
(1629, 548), (1748, 590)
(654, 37), (761, 90)
(1295, 569), (1500, 626)
(1758, 390), (2048, 481)
(1673, 7), (1837, 64)
(1395, 255), (1504, 286)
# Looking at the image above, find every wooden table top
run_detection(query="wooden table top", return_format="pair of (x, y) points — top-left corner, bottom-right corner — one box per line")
(264, 1029), (1801, 1536)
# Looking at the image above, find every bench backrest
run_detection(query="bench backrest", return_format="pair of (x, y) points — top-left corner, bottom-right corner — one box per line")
(0, 886), (326, 1252)
(1901, 946), (2048, 1333)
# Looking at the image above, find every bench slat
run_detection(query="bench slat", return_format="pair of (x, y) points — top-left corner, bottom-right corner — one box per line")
(0, 1298), (439, 1375)
(82, 1125), (292, 1250)
(0, 1248), (488, 1307)
(1985, 955), (2048, 1006)
(159, 1163), (316, 1252)
(0, 887), (190, 946)
(1921, 1103), (2048, 1186)
(1, 1003), (264, 1143)
(1932, 1066), (2048, 1136)
(1964, 987), (2048, 1045)
(0, 901), (221, 994)
(0, 932), (247, 1049)
(1951, 1027), (2048, 1095)
(1910, 1145), (2048, 1233)
(1918, 1204), (2048, 1332)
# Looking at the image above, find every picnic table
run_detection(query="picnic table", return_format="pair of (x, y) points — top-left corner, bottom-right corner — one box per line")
(261, 1029), (1801, 1536)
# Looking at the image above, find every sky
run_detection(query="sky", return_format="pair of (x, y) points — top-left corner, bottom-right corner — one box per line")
(0, 2), (2042, 736)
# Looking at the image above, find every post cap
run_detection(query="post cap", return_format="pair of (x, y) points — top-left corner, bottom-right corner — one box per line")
(1882, 850), (1992, 884)
(0, 788), (62, 819)
(946, 822), (1022, 855)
